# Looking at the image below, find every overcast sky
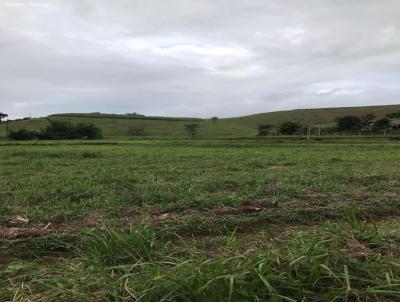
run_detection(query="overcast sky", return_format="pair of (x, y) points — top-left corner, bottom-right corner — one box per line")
(1, 0), (400, 119)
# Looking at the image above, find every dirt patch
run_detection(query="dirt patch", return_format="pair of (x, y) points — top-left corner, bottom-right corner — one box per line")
(295, 195), (332, 207)
(213, 206), (238, 215)
(264, 183), (287, 195)
(116, 210), (185, 229)
(322, 193), (375, 202)
(0, 215), (101, 240)
(213, 190), (235, 197)
(239, 200), (279, 213)
(268, 164), (290, 169)
(343, 234), (374, 260)
(0, 253), (11, 265)
(0, 191), (13, 197)
(213, 200), (279, 215)
(152, 212), (180, 223)
(0, 226), (50, 240)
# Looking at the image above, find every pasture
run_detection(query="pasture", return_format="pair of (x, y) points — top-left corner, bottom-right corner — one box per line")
(0, 139), (400, 301)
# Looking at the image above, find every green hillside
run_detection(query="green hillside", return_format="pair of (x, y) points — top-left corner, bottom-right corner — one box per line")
(227, 104), (400, 126)
(1, 104), (400, 139)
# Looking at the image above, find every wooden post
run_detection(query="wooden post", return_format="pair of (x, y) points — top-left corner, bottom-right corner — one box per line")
(307, 125), (311, 141)
(6, 119), (9, 138)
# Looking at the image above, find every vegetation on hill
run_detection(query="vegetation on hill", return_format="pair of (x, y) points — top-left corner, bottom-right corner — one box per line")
(232, 104), (400, 126)
(2, 104), (400, 139)
(9, 120), (102, 140)
(50, 112), (202, 122)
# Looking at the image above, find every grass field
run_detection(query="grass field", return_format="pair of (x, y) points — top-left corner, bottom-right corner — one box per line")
(0, 139), (399, 301)
(2, 104), (400, 139)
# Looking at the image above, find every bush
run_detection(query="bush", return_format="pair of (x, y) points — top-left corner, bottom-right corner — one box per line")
(373, 118), (391, 131)
(257, 124), (274, 136)
(335, 115), (362, 131)
(279, 122), (301, 135)
(74, 123), (103, 139)
(9, 128), (39, 140)
(39, 120), (79, 139)
(360, 113), (376, 127)
(9, 120), (103, 140)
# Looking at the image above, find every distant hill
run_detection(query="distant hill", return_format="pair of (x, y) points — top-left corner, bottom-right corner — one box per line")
(2, 104), (400, 139)
(49, 113), (201, 122)
(226, 104), (400, 126)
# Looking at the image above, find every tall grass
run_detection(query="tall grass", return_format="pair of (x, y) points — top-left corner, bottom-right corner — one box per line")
(82, 220), (164, 265)
(3, 219), (399, 301)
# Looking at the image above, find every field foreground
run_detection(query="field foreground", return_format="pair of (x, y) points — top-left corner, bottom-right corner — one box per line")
(0, 139), (400, 301)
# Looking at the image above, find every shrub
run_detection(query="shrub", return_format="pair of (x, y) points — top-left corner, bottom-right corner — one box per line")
(9, 128), (39, 140)
(360, 113), (376, 127)
(39, 120), (102, 140)
(279, 122), (301, 135)
(74, 123), (103, 139)
(335, 115), (362, 131)
(257, 124), (274, 136)
(39, 120), (79, 139)
(9, 120), (103, 140)
(373, 118), (391, 131)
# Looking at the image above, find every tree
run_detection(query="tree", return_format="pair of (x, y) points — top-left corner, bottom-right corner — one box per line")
(360, 113), (376, 127)
(257, 124), (274, 136)
(7, 120), (102, 140)
(39, 120), (78, 139)
(373, 118), (391, 131)
(279, 121), (301, 135)
(39, 120), (102, 140)
(0, 112), (8, 123)
(211, 117), (219, 124)
(75, 123), (103, 139)
(9, 128), (39, 140)
(184, 123), (200, 139)
(335, 115), (362, 131)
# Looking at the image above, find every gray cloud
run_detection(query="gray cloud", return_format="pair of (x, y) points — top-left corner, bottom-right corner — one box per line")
(1, 0), (400, 118)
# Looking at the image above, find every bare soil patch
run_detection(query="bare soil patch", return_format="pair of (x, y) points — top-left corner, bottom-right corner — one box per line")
(0, 215), (101, 240)
(213, 200), (279, 215)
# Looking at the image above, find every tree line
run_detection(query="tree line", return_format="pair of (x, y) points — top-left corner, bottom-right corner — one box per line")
(256, 111), (400, 136)
(334, 114), (393, 132)
(6, 120), (103, 140)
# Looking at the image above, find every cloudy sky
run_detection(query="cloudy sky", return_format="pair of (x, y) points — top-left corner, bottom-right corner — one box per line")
(1, 0), (400, 119)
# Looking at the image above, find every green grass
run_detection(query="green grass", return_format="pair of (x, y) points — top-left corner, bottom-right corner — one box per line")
(2, 104), (400, 139)
(0, 139), (399, 301)
(1, 219), (399, 301)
